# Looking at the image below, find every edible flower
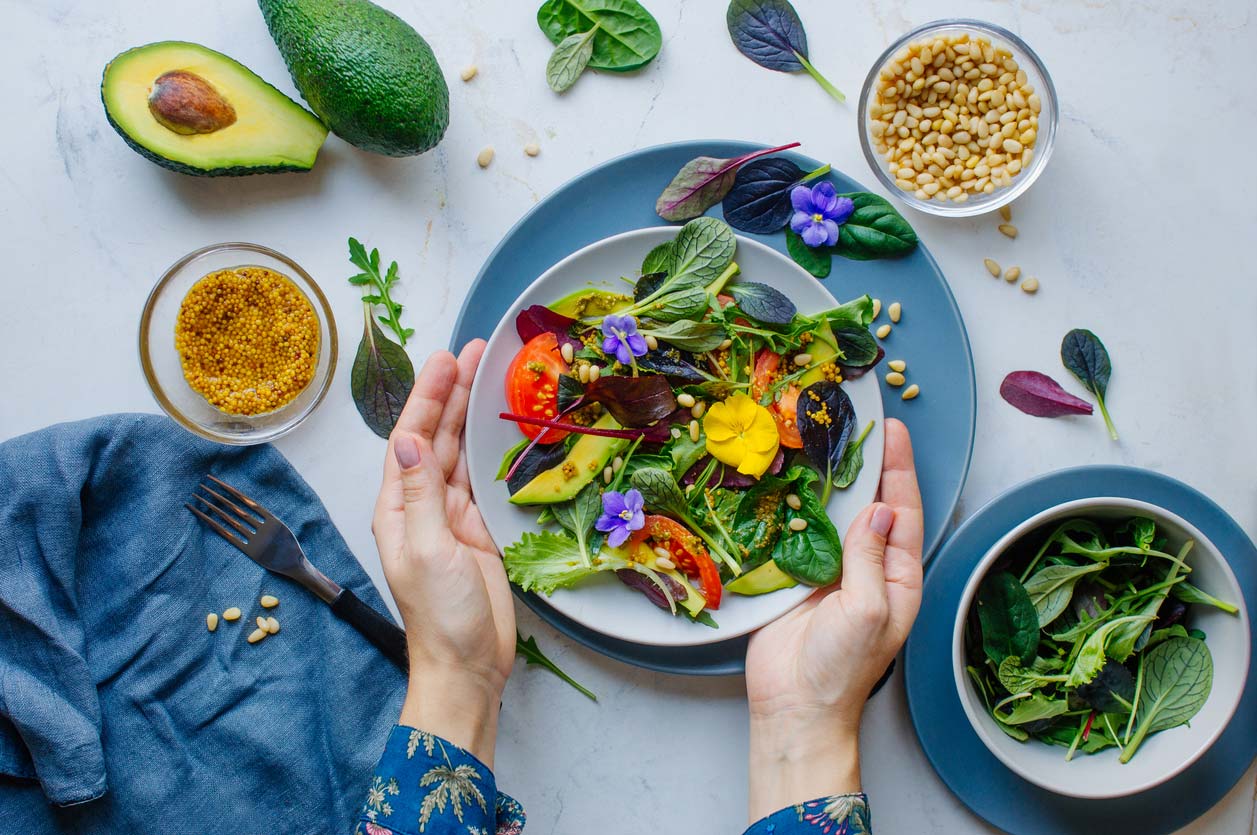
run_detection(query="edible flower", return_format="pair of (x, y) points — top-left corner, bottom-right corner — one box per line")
(596, 488), (645, 547)
(702, 393), (781, 478)
(790, 182), (855, 248)
(601, 313), (649, 366)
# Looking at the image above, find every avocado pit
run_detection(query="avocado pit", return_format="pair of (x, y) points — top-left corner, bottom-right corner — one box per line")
(148, 70), (237, 135)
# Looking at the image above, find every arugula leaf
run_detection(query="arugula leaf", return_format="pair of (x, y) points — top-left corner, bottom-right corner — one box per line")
(348, 237), (412, 346)
(1171, 581), (1240, 614)
(516, 631), (597, 701)
(504, 530), (611, 594)
(351, 305), (415, 439)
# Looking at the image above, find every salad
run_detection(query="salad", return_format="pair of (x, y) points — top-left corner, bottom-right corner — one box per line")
(497, 217), (882, 628)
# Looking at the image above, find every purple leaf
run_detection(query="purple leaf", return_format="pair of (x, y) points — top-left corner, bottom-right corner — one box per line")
(1000, 371), (1094, 418)
(516, 305), (581, 350)
(585, 375), (677, 428)
(616, 568), (687, 611)
(655, 142), (801, 222)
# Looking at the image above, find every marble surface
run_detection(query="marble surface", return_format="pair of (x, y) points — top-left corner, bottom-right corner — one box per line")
(3, 0), (1255, 832)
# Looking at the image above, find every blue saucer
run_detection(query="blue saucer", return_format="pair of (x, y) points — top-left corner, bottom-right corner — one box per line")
(904, 465), (1257, 834)
(452, 141), (976, 675)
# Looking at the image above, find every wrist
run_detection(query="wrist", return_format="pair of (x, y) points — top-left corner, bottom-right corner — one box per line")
(399, 664), (501, 768)
(748, 709), (862, 822)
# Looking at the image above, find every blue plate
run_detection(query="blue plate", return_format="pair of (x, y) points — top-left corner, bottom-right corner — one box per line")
(452, 140), (976, 675)
(904, 465), (1257, 834)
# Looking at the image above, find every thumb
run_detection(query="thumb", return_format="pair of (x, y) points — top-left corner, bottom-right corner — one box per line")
(840, 503), (896, 598)
(394, 433), (449, 540)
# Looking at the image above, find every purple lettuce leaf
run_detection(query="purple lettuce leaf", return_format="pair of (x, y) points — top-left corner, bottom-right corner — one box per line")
(1000, 371), (1094, 418)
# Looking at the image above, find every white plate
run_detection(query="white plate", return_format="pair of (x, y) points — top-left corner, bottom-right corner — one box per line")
(465, 227), (884, 647)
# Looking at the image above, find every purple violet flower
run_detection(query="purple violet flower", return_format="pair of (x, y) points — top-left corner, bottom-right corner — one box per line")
(790, 182), (855, 248)
(595, 488), (645, 548)
(601, 313), (649, 366)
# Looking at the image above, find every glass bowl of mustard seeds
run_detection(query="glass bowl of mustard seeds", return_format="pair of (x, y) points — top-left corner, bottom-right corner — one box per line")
(139, 243), (337, 445)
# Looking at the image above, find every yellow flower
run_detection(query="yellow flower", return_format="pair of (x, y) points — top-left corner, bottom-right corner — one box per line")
(703, 393), (780, 478)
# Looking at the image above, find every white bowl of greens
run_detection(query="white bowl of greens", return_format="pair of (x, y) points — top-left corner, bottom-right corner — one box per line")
(954, 497), (1249, 799)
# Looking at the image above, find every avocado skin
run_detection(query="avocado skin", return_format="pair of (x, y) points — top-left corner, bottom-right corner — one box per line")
(258, 0), (450, 157)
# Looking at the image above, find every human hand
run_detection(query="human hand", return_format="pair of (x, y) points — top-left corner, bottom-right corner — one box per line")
(372, 339), (515, 766)
(744, 418), (924, 820)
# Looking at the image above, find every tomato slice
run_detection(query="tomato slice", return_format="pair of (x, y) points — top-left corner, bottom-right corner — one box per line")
(634, 515), (723, 610)
(505, 333), (570, 442)
(751, 351), (803, 448)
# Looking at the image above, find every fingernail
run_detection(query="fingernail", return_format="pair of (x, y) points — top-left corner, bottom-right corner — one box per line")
(870, 504), (895, 537)
(394, 435), (421, 470)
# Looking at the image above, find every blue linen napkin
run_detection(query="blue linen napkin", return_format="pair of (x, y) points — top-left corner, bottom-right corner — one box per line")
(0, 414), (405, 830)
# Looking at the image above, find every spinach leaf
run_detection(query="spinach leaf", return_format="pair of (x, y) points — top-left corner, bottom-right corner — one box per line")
(550, 482), (602, 567)
(1171, 581), (1240, 615)
(1061, 328), (1118, 440)
(785, 228), (832, 277)
(772, 466), (842, 585)
(1120, 637), (1212, 763)
(796, 381), (856, 504)
(655, 143), (799, 221)
(830, 325), (879, 366)
(833, 419), (875, 490)
(516, 631), (597, 701)
(976, 572), (1040, 666)
(726, 281), (797, 325)
(640, 242), (674, 277)
(640, 319), (727, 352)
(545, 27), (597, 92)
(1023, 562), (1107, 627)
(722, 159), (825, 234)
(351, 305), (415, 439)
(831, 192), (919, 260)
(732, 475), (790, 564)
(725, 0), (844, 102)
(537, 0), (661, 72)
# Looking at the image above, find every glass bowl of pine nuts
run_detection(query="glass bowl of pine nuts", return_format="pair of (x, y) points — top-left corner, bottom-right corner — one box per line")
(139, 242), (338, 445)
(858, 20), (1058, 217)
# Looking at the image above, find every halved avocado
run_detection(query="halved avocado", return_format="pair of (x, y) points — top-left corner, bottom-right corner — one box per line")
(101, 41), (328, 176)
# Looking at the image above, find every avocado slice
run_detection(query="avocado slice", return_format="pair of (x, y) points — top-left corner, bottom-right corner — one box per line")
(101, 42), (328, 176)
(548, 288), (633, 319)
(259, 0), (449, 157)
(726, 559), (799, 596)
(799, 319), (840, 387)
(509, 414), (629, 505)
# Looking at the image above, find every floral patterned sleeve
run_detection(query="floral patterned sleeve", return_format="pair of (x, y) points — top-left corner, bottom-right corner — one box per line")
(744, 793), (872, 835)
(354, 725), (525, 835)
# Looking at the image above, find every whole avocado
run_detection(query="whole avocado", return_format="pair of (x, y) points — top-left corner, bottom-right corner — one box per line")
(258, 0), (449, 157)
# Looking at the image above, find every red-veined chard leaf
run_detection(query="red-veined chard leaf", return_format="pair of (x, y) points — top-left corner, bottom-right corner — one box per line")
(499, 412), (673, 442)
(725, 0), (845, 102)
(655, 142), (800, 221)
(1000, 371), (1094, 418)
(516, 304), (581, 350)
(351, 304), (415, 439)
(585, 374), (677, 427)
(796, 381), (856, 504)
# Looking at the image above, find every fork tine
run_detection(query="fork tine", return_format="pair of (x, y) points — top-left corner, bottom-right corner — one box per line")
(206, 475), (270, 518)
(191, 493), (255, 537)
(198, 484), (262, 526)
(186, 503), (249, 551)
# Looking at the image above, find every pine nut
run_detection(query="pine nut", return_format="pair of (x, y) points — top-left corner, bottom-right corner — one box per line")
(524, 143), (541, 157)
(984, 258), (1001, 277)
(644, 335), (659, 351)
(603, 466), (613, 484)
(788, 518), (809, 532)
(460, 65), (478, 82)
(266, 617), (280, 634)
(876, 324), (892, 339)
(559, 342), (574, 364)
(222, 607), (242, 622)
(888, 302), (902, 323)
(655, 556), (676, 571)
(888, 360), (907, 372)
(578, 364), (590, 383)
(1004, 266), (1021, 283)
(872, 298), (883, 318)
(786, 493), (802, 510)
(206, 612), (218, 632)
(653, 546), (671, 560)
(999, 204), (1012, 222)
(256, 616), (268, 631)
(611, 455), (624, 473)
(676, 392), (696, 408)
(260, 595), (279, 608)
(1021, 277), (1040, 294)
(689, 419), (701, 442)
(902, 384), (921, 400)
(718, 338), (733, 350)
(247, 628), (267, 644)
(998, 223), (1018, 239)
(690, 401), (706, 419)
(671, 427), (682, 439)
(476, 147), (495, 168)
(885, 371), (906, 387)
(793, 353), (813, 367)
(588, 365), (601, 382)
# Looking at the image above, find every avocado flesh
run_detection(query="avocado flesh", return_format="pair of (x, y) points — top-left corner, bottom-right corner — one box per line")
(548, 289), (633, 319)
(101, 41), (328, 176)
(726, 559), (799, 596)
(509, 414), (629, 505)
(799, 320), (840, 387)
(258, 0), (449, 157)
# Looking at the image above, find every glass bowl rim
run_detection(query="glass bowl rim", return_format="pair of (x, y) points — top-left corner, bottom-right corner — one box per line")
(857, 18), (1060, 218)
(137, 241), (338, 446)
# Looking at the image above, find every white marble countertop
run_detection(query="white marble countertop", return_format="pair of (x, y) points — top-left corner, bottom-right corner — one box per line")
(4, 0), (1255, 831)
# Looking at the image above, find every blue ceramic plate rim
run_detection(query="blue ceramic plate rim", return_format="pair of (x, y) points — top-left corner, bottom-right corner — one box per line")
(452, 139), (976, 675)
(904, 465), (1257, 834)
